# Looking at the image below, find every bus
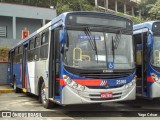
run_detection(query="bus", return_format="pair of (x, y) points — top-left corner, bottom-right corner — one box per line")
(8, 12), (136, 108)
(133, 21), (160, 99)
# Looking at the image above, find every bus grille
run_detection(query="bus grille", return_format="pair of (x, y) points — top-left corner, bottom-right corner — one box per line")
(79, 71), (133, 79)
(87, 85), (123, 89)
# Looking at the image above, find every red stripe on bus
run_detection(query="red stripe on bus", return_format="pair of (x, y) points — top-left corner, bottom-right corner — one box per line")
(147, 76), (155, 82)
(58, 78), (102, 86)
(74, 80), (102, 86)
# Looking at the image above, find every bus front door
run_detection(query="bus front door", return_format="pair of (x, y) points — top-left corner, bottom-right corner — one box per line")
(135, 32), (148, 97)
(48, 28), (60, 102)
(22, 45), (28, 91)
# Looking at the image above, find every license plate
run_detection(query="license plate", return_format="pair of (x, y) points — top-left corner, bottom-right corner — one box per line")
(100, 92), (113, 98)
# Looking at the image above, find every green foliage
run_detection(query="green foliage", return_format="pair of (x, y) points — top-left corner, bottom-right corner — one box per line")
(138, 0), (159, 20)
(148, 0), (160, 19)
(55, 0), (95, 15)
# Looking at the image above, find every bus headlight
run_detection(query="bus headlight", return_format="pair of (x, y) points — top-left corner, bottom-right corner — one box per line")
(125, 78), (136, 88)
(63, 75), (86, 91)
(129, 82), (133, 86)
(66, 77), (72, 84)
(79, 86), (85, 91)
(125, 84), (129, 88)
(73, 83), (78, 88)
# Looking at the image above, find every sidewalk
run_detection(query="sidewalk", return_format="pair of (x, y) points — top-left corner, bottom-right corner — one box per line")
(0, 85), (14, 93)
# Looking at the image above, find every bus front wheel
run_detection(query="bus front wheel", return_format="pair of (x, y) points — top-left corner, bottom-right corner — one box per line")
(40, 82), (55, 109)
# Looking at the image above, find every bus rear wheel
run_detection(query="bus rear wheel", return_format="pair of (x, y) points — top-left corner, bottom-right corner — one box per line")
(40, 82), (55, 109)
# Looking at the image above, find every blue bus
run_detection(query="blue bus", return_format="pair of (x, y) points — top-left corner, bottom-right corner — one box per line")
(134, 21), (160, 99)
(8, 12), (136, 108)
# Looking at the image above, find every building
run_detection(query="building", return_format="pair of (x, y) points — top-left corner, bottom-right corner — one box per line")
(95, 0), (141, 16)
(0, 3), (56, 48)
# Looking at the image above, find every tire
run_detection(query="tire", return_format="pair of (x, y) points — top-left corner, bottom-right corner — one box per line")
(13, 77), (21, 93)
(40, 82), (55, 109)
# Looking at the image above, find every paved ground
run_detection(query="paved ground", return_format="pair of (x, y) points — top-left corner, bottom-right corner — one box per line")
(0, 93), (160, 120)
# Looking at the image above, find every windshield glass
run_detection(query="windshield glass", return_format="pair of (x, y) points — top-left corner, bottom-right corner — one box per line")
(151, 36), (160, 67)
(63, 30), (134, 69)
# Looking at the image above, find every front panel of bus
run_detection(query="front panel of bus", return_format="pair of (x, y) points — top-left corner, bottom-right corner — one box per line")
(60, 12), (136, 104)
(148, 22), (160, 98)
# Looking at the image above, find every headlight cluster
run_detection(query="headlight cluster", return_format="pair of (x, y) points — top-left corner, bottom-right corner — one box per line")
(124, 78), (136, 89)
(63, 75), (86, 91)
(151, 73), (160, 84)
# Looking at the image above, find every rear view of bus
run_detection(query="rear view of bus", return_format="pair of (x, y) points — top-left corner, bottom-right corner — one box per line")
(134, 21), (160, 98)
(60, 12), (136, 105)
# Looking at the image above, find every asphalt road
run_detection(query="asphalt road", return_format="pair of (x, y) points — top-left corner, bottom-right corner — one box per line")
(0, 93), (160, 120)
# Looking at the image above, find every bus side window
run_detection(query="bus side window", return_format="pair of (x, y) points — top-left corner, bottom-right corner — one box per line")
(29, 39), (35, 50)
(28, 39), (35, 61)
(40, 31), (49, 59)
(35, 36), (41, 47)
(14, 47), (18, 63)
(34, 35), (40, 61)
(18, 45), (23, 63)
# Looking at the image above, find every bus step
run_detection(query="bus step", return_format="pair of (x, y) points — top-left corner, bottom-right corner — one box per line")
(136, 87), (142, 93)
(136, 80), (142, 86)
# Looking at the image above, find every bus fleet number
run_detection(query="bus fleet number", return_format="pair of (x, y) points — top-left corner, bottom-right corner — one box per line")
(116, 80), (126, 85)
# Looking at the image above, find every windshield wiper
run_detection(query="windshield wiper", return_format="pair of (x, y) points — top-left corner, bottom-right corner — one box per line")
(114, 30), (122, 49)
(112, 30), (122, 63)
(84, 27), (98, 63)
(112, 36), (115, 63)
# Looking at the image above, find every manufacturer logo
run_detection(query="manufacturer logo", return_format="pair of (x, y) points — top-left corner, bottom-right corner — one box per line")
(2, 112), (11, 118)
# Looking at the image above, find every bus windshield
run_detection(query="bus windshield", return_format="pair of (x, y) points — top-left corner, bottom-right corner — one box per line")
(63, 30), (134, 70)
(151, 36), (160, 67)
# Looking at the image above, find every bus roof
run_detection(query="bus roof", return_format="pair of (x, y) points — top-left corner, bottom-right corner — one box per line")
(10, 11), (132, 51)
(133, 21), (160, 31)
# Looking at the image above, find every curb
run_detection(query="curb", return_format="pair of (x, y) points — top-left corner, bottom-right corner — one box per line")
(0, 89), (14, 93)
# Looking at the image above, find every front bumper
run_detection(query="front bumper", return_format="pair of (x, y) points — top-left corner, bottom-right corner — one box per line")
(61, 82), (136, 105)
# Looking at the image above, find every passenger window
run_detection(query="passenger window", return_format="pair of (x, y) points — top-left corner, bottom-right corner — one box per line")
(29, 39), (35, 50)
(35, 36), (41, 47)
(15, 48), (18, 55)
(18, 45), (23, 54)
(41, 32), (49, 45)
(40, 30), (49, 59)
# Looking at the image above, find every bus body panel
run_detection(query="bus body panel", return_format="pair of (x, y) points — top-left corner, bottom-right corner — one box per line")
(13, 63), (22, 88)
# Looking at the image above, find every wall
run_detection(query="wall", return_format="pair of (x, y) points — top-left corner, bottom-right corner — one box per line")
(16, 18), (42, 40)
(0, 62), (8, 85)
(0, 16), (13, 39)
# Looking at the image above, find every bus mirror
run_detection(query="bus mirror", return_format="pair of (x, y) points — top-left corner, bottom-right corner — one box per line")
(148, 33), (153, 46)
(60, 30), (66, 44)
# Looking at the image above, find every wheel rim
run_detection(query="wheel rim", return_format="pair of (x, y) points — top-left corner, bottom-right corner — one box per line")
(41, 87), (47, 104)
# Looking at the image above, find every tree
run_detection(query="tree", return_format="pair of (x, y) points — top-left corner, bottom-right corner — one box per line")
(148, 0), (160, 19)
(53, 0), (95, 15)
(138, 0), (157, 19)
